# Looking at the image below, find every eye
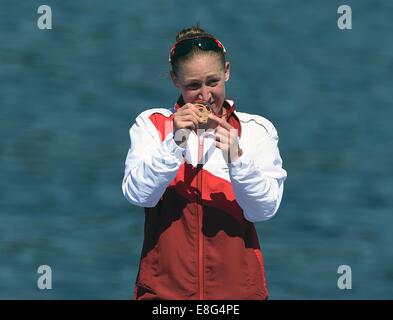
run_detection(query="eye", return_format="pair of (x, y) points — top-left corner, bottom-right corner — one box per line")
(207, 79), (219, 86)
(186, 83), (200, 90)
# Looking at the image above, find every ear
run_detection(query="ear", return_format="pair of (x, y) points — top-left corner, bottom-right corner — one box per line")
(224, 62), (230, 82)
(170, 71), (180, 88)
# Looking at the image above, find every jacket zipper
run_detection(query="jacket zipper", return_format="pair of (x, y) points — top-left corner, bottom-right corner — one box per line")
(196, 134), (204, 300)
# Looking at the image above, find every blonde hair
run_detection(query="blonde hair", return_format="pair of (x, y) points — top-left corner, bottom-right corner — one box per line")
(175, 25), (209, 42)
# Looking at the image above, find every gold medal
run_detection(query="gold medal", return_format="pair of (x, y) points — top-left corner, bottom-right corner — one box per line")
(194, 101), (212, 124)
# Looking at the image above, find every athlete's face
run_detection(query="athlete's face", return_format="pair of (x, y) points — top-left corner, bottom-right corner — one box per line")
(171, 53), (230, 114)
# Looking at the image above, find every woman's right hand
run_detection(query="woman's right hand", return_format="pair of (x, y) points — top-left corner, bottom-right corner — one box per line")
(173, 103), (202, 147)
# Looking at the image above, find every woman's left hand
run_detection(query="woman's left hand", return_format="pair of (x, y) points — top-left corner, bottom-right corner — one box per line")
(208, 114), (243, 163)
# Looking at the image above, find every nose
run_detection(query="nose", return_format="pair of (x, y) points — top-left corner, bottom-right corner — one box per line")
(198, 85), (211, 102)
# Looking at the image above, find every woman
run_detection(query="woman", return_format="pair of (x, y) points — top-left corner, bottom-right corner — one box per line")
(122, 26), (287, 300)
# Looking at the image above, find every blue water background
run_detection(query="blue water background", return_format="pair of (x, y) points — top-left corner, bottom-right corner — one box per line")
(1, 0), (393, 299)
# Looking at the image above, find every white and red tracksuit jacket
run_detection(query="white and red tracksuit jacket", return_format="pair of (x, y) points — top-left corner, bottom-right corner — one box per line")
(122, 99), (287, 300)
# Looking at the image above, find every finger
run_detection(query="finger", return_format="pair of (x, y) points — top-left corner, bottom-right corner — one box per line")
(179, 107), (203, 121)
(208, 113), (223, 123)
(183, 103), (203, 118)
(215, 141), (230, 153)
(181, 120), (197, 130)
(189, 105), (203, 118)
(182, 102), (195, 110)
(216, 125), (240, 144)
(175, 114), (198, 128)
(177, 113), (199, 123)
(182, 115), (200, 128)
(215, 125), (229, 135)
(215, 131), (229, 144)
(208, 113), (233, 130)
(215, 128), (234, 145)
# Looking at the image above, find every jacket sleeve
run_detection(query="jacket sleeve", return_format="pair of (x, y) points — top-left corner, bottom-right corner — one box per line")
(122, 111), (185, 208)
(228, 122), (287, 222)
